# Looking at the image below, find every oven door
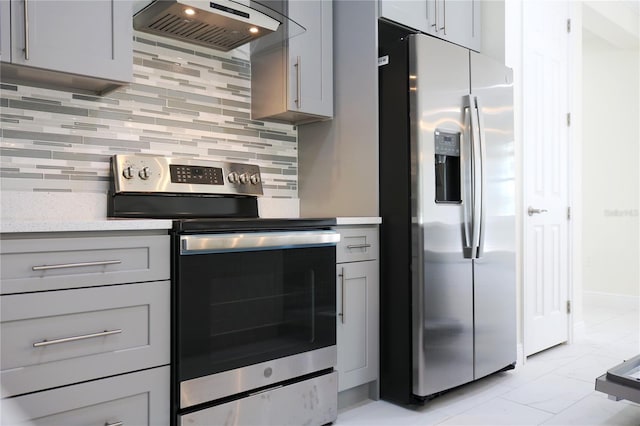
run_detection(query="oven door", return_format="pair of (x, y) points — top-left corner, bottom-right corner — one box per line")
(175, 230), (339, 409)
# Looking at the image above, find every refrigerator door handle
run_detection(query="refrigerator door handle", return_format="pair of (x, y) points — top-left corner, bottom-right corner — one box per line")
(475, 96), (487, 258)
(466, 95), (482, 259)
(462, 96), (474, 257)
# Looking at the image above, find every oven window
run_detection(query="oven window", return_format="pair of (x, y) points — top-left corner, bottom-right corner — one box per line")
(177, 246), (336, 381)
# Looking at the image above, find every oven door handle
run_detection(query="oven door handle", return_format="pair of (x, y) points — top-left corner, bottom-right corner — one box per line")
(180, 230), (340, 254)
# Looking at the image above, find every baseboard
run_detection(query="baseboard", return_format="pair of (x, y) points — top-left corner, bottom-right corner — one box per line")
(517, 342), (525, 366)
(583, 291), (640, 311)
(573, 320), (586, 340)
(338, 381), (378, 412)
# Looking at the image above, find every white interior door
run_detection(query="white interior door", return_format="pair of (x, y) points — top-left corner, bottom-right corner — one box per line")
(523, 0), (571, 356)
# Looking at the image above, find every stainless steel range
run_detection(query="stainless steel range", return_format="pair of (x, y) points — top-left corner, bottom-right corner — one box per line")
(108, 154), (339, 426)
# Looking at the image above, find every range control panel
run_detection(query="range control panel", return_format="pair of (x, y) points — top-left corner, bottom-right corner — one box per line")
(111, 154), (263, 196)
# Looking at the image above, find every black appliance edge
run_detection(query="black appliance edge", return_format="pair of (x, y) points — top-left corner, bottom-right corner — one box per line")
(107, 191), (259, 219)
(378, 20), (417, 405)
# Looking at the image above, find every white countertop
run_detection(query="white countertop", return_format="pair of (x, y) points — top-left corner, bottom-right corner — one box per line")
(0, 191), (380, 233)
(0, 219), (173, 234)
(1, 217), (381, 234)
(335, 217), (382, 225)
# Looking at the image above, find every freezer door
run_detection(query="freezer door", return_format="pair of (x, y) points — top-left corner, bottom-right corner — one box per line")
(470, 51), (517, 379)
(409, 34), (474, 397)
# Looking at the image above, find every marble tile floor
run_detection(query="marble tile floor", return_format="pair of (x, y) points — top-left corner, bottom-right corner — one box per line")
(336, 300), (640, 425)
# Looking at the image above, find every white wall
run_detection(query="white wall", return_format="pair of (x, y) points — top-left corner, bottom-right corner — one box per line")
(581, 33), (640, 297)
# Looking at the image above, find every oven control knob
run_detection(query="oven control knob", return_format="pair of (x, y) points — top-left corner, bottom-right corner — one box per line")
(239, 173), (250, 184)
(122, 167), (134, 180)
(138, 166), (151, 180)
(227, 171), (239, 184)
(250, 173), (261, 184)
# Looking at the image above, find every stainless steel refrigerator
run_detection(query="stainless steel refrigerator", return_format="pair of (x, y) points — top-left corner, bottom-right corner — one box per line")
(378, 23), (516, 404)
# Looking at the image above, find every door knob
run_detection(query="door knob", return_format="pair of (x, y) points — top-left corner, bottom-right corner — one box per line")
(528, 206), (548, 216)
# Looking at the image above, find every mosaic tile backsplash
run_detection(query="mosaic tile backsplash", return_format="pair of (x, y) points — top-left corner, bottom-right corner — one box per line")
(0, 32), (298, 200)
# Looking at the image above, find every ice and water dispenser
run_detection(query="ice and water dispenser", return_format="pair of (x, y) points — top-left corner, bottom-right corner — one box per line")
(434, 130), (461, 203)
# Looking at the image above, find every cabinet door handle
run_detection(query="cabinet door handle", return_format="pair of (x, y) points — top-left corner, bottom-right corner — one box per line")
(346, 243), (371, 250)
(338, 267), (345, 324)
(32, 259), (122, 271)
(441, 0), (446, 34)
(294, 56), (301, 109)
(105, 422), (123, 426)
(23, 0), (30, 60)
(33, 329), (123, 348)
(432, 0), (438, 32)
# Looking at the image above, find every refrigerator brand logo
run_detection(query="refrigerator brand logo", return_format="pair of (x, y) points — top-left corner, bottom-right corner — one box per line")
(604, 209), (639, 217)
(378, 55), (389, 67)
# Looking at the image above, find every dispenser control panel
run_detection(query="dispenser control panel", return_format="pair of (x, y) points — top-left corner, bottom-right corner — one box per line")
(434, 129), (461, 204)
(434, 131), (460, 156)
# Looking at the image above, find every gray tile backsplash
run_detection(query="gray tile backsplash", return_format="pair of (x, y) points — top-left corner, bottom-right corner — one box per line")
(0, 32), (297, 198)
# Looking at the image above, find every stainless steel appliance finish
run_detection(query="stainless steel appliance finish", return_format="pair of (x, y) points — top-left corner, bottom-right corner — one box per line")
(595, 353), (640, 404)
(180, 230), (340, 254)
(411, 34), (515, 398)
(180, 345), (336, 408)
(110, 154), (263, 196)
(107, 154), (338, 426)
(179, 371), (338, 426)
(175, 228), (338, 425)
(379, 25), (516, 404)
(134, 0), (280, 52)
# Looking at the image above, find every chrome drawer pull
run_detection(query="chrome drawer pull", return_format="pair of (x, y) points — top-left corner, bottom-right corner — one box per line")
(105, 422), (123, 426)
(338, 267), (345, 324)
(346, 243), (371, 249)
(32, 260), (122, 271)
(33, 329), (123, 348)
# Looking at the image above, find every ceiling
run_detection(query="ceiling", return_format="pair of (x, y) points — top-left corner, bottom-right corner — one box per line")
(582, 1), (640, 49)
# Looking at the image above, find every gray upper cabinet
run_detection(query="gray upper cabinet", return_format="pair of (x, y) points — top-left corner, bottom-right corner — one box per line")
(380, 0), (481, 52)
(379, 0), (428, 36)
(251, 0), (333, 124)
(436, 0), (481, 52)
(1, 0), (132, 93)
(0, 1), (9, 63)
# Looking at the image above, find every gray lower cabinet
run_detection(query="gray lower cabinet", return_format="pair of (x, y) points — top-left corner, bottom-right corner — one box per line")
(1, 366), (169, 425)
(379, 0), (481, 52)
(0, 0), (132, 93)
(1, 280), (170, 397)
(0, 231), (170, 423)
(0, 234), (169, 294)
(250, 0), (333, 124)
(334, 226), (379, 393)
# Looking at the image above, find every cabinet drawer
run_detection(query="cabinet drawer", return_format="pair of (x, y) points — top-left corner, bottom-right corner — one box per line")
(1, 281), (169, 397)
(335, 226), (379, 263)
(0, 234), (169, 294)
(1, 366), (169, 425)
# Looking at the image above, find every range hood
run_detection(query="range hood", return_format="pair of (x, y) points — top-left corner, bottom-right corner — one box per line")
(134, 0), (283, 51)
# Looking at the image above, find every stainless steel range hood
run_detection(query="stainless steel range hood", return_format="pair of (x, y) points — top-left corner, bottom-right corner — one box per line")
(134, 0), (283, 51)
